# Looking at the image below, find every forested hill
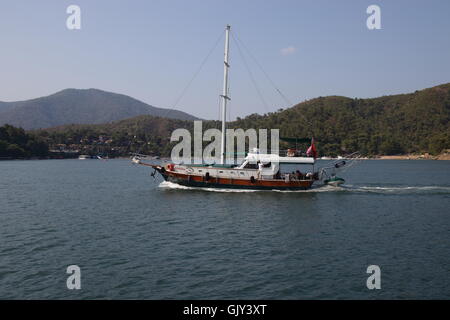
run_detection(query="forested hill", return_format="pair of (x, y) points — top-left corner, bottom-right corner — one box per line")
(35, 83), (450, 157)
(232, 83), (450, 155)
(0, 124), (49, 159)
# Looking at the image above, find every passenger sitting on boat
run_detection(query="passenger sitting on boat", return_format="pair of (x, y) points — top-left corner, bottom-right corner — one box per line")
(296, 170), (302, 180)
(306, 172), (313, 179)
(275, 171), (281, 180)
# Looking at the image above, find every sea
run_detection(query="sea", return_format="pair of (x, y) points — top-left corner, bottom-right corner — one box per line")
(0, 159), (449, 299)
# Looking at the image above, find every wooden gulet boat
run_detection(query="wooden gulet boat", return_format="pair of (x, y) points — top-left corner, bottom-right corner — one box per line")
(139, 150), (319, 191)
(136, 25), (321, 191)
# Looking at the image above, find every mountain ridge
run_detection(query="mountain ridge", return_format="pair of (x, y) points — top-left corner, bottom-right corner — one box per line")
(0, 88), (199, 129)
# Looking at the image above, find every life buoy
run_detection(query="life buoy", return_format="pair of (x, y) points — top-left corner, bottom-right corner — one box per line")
(250, 176), (256, 183)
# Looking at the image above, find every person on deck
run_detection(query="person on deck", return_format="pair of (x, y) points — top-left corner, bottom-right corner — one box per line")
(258, 161), (264, 179)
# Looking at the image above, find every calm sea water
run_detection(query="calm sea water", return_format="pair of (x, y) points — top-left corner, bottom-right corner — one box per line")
(0, 159), (449, 299)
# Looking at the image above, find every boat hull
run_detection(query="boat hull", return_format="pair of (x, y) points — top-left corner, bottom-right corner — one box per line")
(139, 162), (316, 190)
(163, 170), (314, 191)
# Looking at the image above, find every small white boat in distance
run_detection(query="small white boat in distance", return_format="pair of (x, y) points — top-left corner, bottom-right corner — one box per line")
(131, 156), (141, 164)
(78, 155), (90, 160)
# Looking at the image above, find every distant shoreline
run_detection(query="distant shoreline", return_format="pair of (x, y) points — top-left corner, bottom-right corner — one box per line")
(375, 153), (450, 161)
(1, 154), (450, 161)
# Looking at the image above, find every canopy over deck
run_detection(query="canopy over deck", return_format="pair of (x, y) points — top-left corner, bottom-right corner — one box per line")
(245, 152), (315, 164)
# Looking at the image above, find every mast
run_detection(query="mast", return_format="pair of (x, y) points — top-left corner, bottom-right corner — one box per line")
(220, 25), (231, 164)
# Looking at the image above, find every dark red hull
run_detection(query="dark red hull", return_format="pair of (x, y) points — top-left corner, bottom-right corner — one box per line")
(145, 164), (315, 190)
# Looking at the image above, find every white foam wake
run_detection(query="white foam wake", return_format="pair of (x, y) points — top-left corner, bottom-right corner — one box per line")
(157, 181), (340, 193)
(342, 185), (450, 194)
(158, 181), (258, 192)
(158, 181), (450, 195)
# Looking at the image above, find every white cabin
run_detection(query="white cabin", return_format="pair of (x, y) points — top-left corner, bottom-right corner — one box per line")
(172, 150), (315, 181)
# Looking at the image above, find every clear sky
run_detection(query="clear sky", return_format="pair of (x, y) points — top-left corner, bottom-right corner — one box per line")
(1, 0), (450, 120)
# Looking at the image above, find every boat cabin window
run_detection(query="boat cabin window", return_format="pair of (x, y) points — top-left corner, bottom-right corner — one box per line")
(244, 162), (258, 169)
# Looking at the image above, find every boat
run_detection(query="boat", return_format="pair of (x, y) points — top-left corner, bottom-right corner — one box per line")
(131, 156), (141, 164)
(138, 148), (318, 190)
(136, 25), (338, 191)
(79, 154), (106, 160)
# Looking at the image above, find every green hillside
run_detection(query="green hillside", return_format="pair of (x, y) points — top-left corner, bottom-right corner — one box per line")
(34, 83), (450, 157)
(0, 124), (49, 159)
(233, 83), (450, 156)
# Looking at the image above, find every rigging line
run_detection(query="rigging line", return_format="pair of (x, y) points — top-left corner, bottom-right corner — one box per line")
(231, 32), (271, 113)
(161, 30), (225, 120)
(232, 31), (293, 107)
(232, 30), (314, 137)
(227, 83), (231, 123)
(229, 95), (232, 122)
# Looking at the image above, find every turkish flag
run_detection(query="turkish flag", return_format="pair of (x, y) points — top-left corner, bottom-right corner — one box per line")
(306, 138), (317, 159)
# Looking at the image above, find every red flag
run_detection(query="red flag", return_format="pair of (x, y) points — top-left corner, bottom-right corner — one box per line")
(306, 138), (317, 159)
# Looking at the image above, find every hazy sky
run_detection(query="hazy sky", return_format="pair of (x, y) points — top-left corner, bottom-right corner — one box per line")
(1, 0), (450, 119)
